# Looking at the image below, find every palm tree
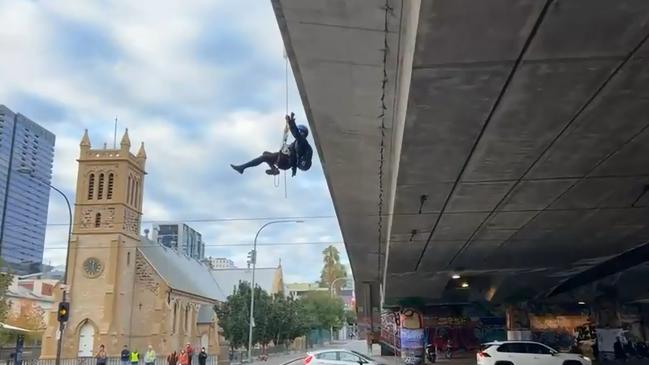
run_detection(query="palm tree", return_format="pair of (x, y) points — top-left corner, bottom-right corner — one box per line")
(320, 245), (347, 294)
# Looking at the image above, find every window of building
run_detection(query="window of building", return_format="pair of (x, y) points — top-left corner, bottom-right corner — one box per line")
(88, 174), (95, 200)
(107, 173), (114, 199)
(185, 305), (190, 332)
(97, 173), (104, 199)
(172, 302), (178, 333)
(135, 180), (140, 208)
(127, 252), (131, 266)
(127, 175), (132, 205)
(94, 213), (101, 228)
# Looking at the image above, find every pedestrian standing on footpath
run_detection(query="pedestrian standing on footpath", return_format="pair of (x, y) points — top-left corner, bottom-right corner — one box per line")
(167, 352), (177, 365)
(185, 344), (194, 365)
(96, 345), (107, 365)
(179, 349), (189, 365)
(131, 349), (140, 365)
(145, 345), (156, 365)
(198, 348), (207, 365)
(121, 345), (131, 365)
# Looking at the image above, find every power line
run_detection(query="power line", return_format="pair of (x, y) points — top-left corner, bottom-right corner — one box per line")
(41, 241), (347, 250)
(0, 214), (338, 229)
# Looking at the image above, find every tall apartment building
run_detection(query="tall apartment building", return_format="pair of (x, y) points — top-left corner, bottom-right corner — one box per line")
(151, 223), (205, 260)
(0, 105), (55, 273)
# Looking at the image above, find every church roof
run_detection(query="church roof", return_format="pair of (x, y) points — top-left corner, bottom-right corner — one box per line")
(211, 267), (280, 296)
(137, 237), (227, 302)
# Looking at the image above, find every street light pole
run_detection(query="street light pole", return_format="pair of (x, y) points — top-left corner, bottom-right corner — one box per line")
(329, 277), (352, 298)
(247, 220), (302, 362)
(18, 168), (71, 365)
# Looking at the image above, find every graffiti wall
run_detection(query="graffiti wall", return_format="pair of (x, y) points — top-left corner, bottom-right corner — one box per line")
(530, 314), (590, 351)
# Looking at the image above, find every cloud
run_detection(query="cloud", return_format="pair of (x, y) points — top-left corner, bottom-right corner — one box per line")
(0, 0), (346, 284)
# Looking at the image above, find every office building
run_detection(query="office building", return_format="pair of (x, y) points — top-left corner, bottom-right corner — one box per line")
(0, 105), (55, 273)
(206, 257), (236, 269)
(152, 222), (205, 260)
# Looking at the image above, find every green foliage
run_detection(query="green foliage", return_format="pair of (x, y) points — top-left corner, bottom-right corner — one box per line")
(215, 282), (252, 349)
(319, 246), (347, 294)
(0, 303), (45, 344)
(300, 291), (345, 331)
(216, 282), (310, 350)
(344, 309), (357, 325)
(0, 269), (13, 322)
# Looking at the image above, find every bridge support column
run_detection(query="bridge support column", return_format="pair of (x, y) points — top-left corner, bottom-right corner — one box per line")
(506, 304), (532, 341)
(592, 295), (622, 361)
(357, 282), (381, 354)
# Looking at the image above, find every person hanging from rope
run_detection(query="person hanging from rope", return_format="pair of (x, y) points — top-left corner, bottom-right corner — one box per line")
(230, 112), (313, 176)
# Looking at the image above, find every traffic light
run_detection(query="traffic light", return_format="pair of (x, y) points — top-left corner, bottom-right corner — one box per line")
(57, 302), (70, 322)
(247, 250), (256, 265)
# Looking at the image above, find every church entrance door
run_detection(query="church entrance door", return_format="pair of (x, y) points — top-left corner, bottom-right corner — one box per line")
(78, 322), (95, 357)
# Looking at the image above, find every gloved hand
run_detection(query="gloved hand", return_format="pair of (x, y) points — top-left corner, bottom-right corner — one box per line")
(285, 112), (295, 123)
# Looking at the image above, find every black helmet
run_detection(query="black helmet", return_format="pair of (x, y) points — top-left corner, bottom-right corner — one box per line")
(297, 124), (309, 137)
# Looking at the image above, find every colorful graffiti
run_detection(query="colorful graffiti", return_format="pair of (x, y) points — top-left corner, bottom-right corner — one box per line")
(400, 309), (424, 365)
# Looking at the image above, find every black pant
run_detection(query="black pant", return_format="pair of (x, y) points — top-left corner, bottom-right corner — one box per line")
(239, 151), (290, 171)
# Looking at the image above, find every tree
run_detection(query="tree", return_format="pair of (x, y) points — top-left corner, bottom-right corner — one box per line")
(344, 309), (357, 326)
(265, 294), (307, 348)
(299, 291), (345, 331)
(0, 268), (13, 322)
(1, 303), (44, 344)
(215, 282), (308, 351)
(215, 281), (254, 350)
(319, 245), (347, 294)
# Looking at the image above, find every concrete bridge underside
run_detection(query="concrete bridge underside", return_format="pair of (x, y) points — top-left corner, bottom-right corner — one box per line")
(273, 0), (649, 309)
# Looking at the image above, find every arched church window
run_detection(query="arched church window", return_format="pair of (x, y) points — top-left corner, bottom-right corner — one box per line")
(97, 173), (105, 199)
(185, 305), (190, 332)
(95, 213), (101, 228)
(127, 175), (132, 205)
(135, 180), (140, 208)
(88, 174), (95, 200)
(107, 173), (114, 199)
(172, 302), (178, 333)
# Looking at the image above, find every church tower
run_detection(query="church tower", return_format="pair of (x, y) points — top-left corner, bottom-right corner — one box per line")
(42, 129), (147, 358)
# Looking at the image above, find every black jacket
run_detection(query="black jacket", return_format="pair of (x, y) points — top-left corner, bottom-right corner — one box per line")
(121, 350), (130, 361)
(286, 116), (313, 176)
(198, 352), (207, 365)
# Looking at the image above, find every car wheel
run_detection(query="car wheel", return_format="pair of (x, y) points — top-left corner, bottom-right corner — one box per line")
(494, 361), (514, 365)
(562, 361), (582, 365)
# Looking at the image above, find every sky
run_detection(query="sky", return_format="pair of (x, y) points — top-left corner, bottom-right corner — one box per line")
(0, 0), (348, 284)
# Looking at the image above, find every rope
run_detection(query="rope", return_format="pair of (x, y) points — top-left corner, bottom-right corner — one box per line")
(283, 49), (289, 198)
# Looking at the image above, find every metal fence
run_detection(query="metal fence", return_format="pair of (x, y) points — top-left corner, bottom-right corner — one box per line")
(3, 355), (220, 365)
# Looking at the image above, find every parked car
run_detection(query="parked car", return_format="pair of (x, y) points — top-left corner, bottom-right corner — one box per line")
(304, 349), (380, 365)
(477, 341), (592, 365)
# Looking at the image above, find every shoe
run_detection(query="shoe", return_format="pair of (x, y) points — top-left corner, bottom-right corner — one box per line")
(265, 168), (280, 176)
(231, 164), (244, 174)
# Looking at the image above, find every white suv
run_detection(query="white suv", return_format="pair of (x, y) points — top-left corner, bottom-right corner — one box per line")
(476, 341), (592, 365)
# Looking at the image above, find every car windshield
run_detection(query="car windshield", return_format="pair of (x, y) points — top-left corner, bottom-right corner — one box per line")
(351, 351), (373, 362)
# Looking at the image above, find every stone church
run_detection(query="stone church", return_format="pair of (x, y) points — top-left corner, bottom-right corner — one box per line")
(41, 130), (228, 360)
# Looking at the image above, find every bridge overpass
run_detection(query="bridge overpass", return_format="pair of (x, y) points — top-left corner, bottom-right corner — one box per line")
(272, 0), (649, 319)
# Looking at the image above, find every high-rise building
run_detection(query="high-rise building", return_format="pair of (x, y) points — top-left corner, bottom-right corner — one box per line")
(0, 105), (55, 273)
(151, 223), (205, 260)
